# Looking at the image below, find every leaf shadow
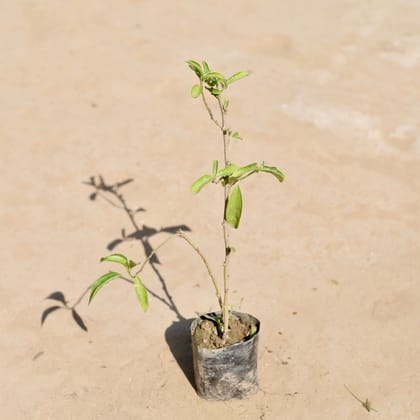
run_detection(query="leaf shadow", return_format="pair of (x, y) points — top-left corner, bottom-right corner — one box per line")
(41, 289), (89, 332)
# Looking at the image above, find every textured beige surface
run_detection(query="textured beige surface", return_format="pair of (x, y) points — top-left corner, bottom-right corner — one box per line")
(1, 1), (419, 419)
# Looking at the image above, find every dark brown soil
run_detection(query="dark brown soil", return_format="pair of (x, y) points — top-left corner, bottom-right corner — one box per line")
(192, 313), (259, 349)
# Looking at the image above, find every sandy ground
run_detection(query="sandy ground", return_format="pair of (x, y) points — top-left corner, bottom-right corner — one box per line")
(1, 1), (420, 419)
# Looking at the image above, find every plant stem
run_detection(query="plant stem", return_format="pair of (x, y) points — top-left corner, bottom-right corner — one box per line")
(217, 95), (232, 342)
(221, 197), (231, 341)
(133, 230), (223, 310)
(134, 235), (176, 276)
(217, 97), (229, 165)
(201, 88), (222, 130)
(200, 90), (234, 342)
(177, 230), (223, 310)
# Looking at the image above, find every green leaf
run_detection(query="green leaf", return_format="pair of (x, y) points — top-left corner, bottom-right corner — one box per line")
(100, 254), (136, 269)
(216, 164), (238, 178)
(89, 272), (121, 304)
(227, 71), (249, 85)
(191, 174), (214, 194)
(204, 86), (223, 96)
(203, 71), (225, 81)
(212, 160), (218, 177)
(209, 88), (222, 96)
(225, 185), (243, 229)
(202, 61), (210, 73)
(249, 324), (258, 338)
(186, 59), (201, 68)
(200, 313), (223, 336)
(223, 98), (230, 112)
(186, 60), (203, 78)
(191, 84), (202, 98)
(232, 132), (242, 140)
(231, 163), (258, 178)
(203, 71), (227, 90)
(259, 165), (286, 182)
(134, 276), (148, 312)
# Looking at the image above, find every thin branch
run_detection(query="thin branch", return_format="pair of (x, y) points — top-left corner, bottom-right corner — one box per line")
(118, 275), (173, 310)
(71, 285), (92, 308)
(133, 230), (223, 311)
(177, 230), (222, 309)
(134, 235), (177, 276)
(201, 88), (222, 130)
(237, 170), (258, 183)
(216, 96), (229, 165)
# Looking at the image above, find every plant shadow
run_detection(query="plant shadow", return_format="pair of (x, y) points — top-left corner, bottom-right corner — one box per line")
(41, 174), (197, 390)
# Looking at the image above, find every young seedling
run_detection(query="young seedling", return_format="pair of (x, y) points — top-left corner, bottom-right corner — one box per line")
(89, 60), (285, 345)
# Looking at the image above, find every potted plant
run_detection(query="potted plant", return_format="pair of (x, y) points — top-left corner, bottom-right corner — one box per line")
(89, 60), (285, 400)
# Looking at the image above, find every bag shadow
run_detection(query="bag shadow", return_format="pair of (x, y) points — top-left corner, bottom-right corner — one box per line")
(165, 318), (196, 391)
